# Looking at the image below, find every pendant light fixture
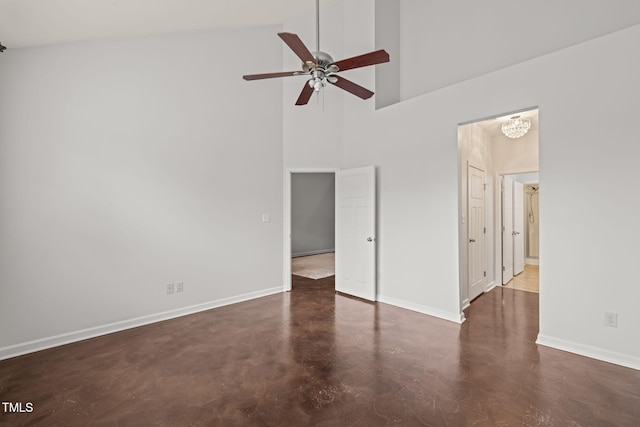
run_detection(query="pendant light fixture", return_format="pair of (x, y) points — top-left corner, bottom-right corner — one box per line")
(501, 115), (531, 139)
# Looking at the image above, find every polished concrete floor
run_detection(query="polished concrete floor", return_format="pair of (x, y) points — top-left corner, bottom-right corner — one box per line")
(1, 275), (639, 426)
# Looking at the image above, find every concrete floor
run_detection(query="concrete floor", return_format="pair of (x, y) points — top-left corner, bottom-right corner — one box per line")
(1, 275), (639, 426)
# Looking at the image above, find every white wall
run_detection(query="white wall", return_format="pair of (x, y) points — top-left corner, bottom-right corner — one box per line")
(399, 0), (640, 101)
(0, 26), (285, 357)
(492, 129), (540, 174)
(333, 0), (640, 368)
(375, 0), (400, 108)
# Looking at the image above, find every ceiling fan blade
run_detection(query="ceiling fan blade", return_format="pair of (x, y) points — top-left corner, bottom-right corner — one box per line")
(295, 82), (315, 106)
(243, 71), (301, 81)
(278, 32), (317, 65)
(330, 76), (374, 100)
(332, 49), (390, 72)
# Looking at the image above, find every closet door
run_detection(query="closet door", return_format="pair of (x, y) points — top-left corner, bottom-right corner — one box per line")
(502, 177), (514, 284)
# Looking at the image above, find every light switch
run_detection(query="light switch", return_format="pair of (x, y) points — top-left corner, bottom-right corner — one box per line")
(262, 213), (271, 223)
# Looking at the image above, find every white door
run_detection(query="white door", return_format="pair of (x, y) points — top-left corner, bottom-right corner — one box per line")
(502, 177), (514, 284)
(513, 181), (525, 275)
(468, 164), (487, 301)
(335, 166), (376, 301)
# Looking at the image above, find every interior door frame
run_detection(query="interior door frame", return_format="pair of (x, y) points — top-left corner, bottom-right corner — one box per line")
(467, 162), (487, 302)
(495, 169), (539, 287)
(283, 168), (338, 292)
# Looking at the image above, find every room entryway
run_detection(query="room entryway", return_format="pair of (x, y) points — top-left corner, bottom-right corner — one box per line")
(500, 173), (539, 292)
(284, 167), (377, 301)
(289, 171), (336, 286)
(457, 108), (540, 314)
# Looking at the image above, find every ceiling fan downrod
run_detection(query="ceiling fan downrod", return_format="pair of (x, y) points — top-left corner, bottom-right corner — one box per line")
(312, 0), (323, 91)
(316, 0), (320, 53)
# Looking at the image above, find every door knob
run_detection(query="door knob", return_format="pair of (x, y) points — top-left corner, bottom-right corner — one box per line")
(469, 239), (476, 243)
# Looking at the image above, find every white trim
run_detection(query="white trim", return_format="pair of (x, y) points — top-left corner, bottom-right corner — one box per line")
(292, 248), (335, 258)
(461, 298), (471, 311)
(485, 280), (497, 293)
(458, 106), (539, 127)
(526, 258), (539, 265)
(378, 294), (464, 324)
(0, 286), (282, 361)
(536, 334), (640, 371)
(283, 168), (338, 292)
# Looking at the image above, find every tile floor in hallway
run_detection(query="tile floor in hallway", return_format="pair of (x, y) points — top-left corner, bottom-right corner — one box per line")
(503, 264), (539, 293)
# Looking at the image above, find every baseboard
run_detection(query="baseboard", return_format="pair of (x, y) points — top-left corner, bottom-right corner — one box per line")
(0, 286), (283, 361)
(485, 281), (497, 293)
(536, 334), (640, 371)
(526, 258), (539, 265)
(461, 298), (470, 311)
(292, 249), (335, 258)
(377, 295), (464, 324)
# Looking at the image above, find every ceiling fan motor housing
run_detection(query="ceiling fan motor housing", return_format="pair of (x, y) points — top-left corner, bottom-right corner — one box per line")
(302, 51), (336, 73)
(314, 51), (335, 69)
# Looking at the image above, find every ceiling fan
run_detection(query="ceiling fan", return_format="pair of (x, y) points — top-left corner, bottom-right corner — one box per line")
(242, 0), (389, 106)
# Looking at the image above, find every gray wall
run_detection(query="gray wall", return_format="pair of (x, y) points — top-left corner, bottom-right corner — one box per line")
(291, 173), (335, 257)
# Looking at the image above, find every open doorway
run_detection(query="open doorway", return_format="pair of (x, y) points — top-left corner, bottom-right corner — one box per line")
(500, 173), (540, 293)
(283, 167), (378, 301)
(290, 172), (336, 282)
(283, 169), (337, 292)
(458, 108), (539, 312)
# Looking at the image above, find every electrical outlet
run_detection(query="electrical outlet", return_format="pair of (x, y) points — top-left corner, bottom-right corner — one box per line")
(176, 281), (184, 293)
(166, 283), (174, 294)
(604, 312), (618, 328)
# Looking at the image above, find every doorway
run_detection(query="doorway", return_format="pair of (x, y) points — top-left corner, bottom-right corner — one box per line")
(457, 108), (539, 312)
(283, 167), (378, 301)
(500, 172), (540, 293)
(284, 169), (337, 292)
(291, 172), (336, 282)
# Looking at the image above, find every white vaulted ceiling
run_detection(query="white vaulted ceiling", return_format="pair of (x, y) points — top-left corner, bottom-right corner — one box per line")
(0, 0), (340, 48)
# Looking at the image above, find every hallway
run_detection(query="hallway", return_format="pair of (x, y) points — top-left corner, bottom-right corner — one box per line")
(503, 264), (539, 293)
(1, 275), (638, 425)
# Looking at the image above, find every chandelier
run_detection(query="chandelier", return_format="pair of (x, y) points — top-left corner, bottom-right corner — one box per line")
(501, 116), (531, 139)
